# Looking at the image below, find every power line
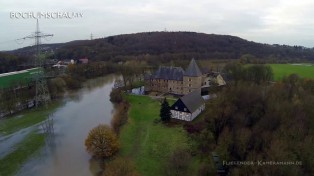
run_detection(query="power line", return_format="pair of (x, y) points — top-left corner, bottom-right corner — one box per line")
(16, 19), (53, 108)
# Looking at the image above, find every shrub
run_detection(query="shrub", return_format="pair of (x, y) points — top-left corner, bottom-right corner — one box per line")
(85, 124), (119, 159)
(110, 88), (123, 103)
(111, 101), (129, 134)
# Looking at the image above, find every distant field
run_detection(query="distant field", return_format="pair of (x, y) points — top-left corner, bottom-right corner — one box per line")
(0, 68), (40, 89)
(269, 64), (314, 80)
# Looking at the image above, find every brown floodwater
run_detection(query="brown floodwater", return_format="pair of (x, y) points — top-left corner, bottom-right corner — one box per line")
(17, 75), (118, 176)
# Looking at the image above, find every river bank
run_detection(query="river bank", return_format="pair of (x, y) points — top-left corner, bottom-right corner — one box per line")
(0, 74), (118, 176)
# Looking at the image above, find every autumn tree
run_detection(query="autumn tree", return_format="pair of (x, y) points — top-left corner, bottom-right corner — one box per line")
(85, 124), (119, 159)
(119, 60), (147, 89)
(119, 65), (136, 89)
(160, 98), (171, 122)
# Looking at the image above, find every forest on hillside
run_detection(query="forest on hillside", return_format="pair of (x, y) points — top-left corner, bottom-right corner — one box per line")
(2, 32), (314, 73)
(46, 32), (314, 61)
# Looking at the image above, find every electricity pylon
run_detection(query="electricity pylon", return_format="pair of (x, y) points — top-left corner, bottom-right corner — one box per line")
(17, 19), (53, 107)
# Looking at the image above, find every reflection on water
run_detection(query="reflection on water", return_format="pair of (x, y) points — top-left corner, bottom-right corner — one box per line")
(88, 157), (103, 176)
(17, 74), (119, 176)
(65, 76), (116, 103)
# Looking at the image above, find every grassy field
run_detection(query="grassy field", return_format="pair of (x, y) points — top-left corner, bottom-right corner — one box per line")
(0, 101), (61, 135)
(119, 95), (199, 176)
(269, 64), (314, 80)
(0, 68), (40, 89)
(0, 130), (45, 176)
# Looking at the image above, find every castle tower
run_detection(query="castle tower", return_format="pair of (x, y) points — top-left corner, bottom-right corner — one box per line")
(183, 58), (202, 95)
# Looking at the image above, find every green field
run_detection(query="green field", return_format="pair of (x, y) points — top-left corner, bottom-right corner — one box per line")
(0, 68), (40, 89)
(269, 64), (314, 80)
(119, 95), (200, 176)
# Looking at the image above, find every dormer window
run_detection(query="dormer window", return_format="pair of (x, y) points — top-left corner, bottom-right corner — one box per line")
(175, 106), (178, 110)
(184, 108), (187, 111)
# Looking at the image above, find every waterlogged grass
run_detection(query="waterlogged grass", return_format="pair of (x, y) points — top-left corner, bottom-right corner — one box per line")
(0, 130), (45, 176)
(0, 101), (61, 135)
(269, 64), (314, 80)
(119, 95), (199, 176)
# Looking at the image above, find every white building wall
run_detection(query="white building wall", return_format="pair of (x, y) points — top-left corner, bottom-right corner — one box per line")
(171, 103), (205, 121)
(171, 110), (191, 121)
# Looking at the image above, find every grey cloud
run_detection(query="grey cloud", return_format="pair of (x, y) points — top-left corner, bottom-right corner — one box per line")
(1, 0), (314, 50)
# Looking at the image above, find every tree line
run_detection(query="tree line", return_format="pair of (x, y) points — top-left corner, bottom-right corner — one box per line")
(185, 64), (314, 175)
(52, 32), (314, 62)
(6, 32), (314, 71)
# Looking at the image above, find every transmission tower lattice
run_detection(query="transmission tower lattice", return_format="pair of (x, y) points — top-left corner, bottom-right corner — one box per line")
(17, 19), (53, 107)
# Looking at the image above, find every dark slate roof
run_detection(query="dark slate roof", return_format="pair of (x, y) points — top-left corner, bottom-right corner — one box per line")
(178, 90), (204, 112)
(206, 71), (220, 77)
(151, 66), (184, 81)
(184, 58), (202, 77)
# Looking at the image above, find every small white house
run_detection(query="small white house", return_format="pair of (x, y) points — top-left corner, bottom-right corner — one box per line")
(170, 90), (205, 121)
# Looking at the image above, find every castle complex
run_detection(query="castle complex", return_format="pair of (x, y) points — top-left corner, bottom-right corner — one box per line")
(144, 59), (206, 95)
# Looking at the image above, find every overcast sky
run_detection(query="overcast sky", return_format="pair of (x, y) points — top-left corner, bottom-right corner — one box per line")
(1, 0), (314, 51)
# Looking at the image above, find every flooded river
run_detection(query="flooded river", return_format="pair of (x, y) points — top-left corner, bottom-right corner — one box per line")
(17, 75), (118, 176)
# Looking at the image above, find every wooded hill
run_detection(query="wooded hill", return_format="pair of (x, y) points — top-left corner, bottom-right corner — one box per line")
(8, 31), (314, 61)
(2, 31), (314, 73)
